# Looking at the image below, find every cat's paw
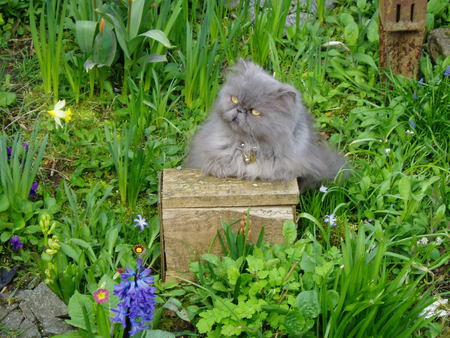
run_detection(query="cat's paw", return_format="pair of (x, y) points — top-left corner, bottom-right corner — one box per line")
(202, 157), (237, 178)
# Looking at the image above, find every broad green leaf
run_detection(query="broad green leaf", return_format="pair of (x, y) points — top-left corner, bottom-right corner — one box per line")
(129, 0), (145, 39)
(97, 7), (130, 59)
(140, 29), (173, 48)
(326, 290), (339, 310)
(340, 13), (354, 26)
(106, 226), (119, 255)
(300, 252), (317, 273)
(66, 291), (95, 331)
(344, 21), (359, 46)
(296, 290), (321, 319)
(202, 253), (221, 266)
(315, 261), (333, 277)
(74, 20), (97, 53)
(0, 231), (11, 242)
(282, 220), (297, 245)
(140, 330), (176, 338)
(367, 16), (379, 43)
(398, 175), (411, 200)
(92, 27), (117, 67)
(284, 309), (305, 335)
(353, 53), (377, 69)
(0, 193), (9, 212)
(0, 92), (16, 107)
(59, 243), (82, 263)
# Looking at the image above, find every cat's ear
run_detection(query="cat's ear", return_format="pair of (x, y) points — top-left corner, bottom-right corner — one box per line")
(277, 85), (297, 103)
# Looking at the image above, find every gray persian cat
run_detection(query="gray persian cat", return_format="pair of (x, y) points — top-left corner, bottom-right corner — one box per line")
(185, 60), (345, 188)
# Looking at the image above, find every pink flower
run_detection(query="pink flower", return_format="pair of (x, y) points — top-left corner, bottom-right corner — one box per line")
(93, 289), (110, 304)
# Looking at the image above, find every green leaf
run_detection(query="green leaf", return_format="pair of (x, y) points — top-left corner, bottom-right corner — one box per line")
(296, 290), (321, 319)
(282, 220), (297, 245)
(398, 175), (411, 199)
(0, 231), (11, 242)
(353, 53), (377, 69)
(367, 16), (379, 43)
(75, 20), (97, 54)
(66, 291), (95, 331)
(0, 92), (16, 107)
(129, 0), (145, 39)
(106, 226), (119, 255)
(326, 290), (339, 310)
(92, 27), (117, 67)
(140, 330), (176, 338)
(202, 253), (221, 266)
(344, 21), (359, 46)
(0, 193), (10, 212)
(97, 7), (130, 59)
(284, 310), (307, 336)
(315, 261), (333, 277)
(140, 29), (173, 48)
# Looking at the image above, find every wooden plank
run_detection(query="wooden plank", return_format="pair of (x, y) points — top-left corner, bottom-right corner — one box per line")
(161, 168), (299, 208)
(162, 206), (294, 278)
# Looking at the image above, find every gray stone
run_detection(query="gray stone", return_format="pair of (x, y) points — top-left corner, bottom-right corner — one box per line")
(2, 310), (24, 330)
(428, 28), (450, 61)
(18, 318), (41, 338)
(17, 282), (72, 335)
(228, 0), (334, 26)
(0, 302), (18, 321)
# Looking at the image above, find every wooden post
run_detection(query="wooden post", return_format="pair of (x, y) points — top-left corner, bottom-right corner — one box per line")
(379, 0), (427, 79)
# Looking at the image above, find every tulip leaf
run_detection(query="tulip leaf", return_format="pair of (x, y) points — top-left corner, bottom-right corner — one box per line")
(92, 26), (117, 68)
(96, 7), (130, 59)
(129, 0), (145, 39)
(75, 20), (97, 54)
(140, 29), (173, 48)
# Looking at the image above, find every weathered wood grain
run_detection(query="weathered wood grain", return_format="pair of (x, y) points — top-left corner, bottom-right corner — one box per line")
(162, 206), (294, 280)
(161, 168), (299, 208)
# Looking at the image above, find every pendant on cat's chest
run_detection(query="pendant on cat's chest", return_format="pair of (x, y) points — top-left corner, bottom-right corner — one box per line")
(243, 151), (256, 165)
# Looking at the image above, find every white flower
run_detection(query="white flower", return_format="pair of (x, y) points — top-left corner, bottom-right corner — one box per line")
(319, 185), (328, 193)
(324, 213), (337, 226)
(133, 214), (148, 231)
(420, 298), (448, 319)
(435, 237), (443, 245)
(47, 100), (72, 128)
(416, 237), (429, 245)
(384, 148), (391, 154)
(406, 129), (414, 135)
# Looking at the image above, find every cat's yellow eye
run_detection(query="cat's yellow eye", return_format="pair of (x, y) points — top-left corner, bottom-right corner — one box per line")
(231, 96), (239, 104)
(251, 109), (261, 116)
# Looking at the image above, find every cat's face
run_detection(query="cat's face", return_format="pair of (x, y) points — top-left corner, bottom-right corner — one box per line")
(214, 60), (299, 141)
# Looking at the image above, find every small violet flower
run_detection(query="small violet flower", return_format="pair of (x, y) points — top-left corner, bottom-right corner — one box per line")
(409, 119), (416, 130)
(324, 213), (337, 226)
(319, 185), (328, 193)
(29, 182), (39, 198)
(10, 236), (24, 250)
(93, 289), (110, 304)
(133, 214), (148, 231)
(418, 78), (424, 86)
(444, 65), (450, 77)
(110, 258), (156, 336)
(412, 91), (418, 100)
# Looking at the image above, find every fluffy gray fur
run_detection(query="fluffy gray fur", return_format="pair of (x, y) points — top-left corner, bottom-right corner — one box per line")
(185, 60), (345, 188)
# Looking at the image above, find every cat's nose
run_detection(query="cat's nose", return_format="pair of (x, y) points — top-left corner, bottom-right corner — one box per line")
(237, 108), (247, 114)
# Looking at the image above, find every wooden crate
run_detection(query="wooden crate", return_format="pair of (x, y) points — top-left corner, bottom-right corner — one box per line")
(159, 169), (299, 281)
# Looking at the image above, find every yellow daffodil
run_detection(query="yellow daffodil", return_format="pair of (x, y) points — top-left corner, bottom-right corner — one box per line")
(47, 100), (71, 128)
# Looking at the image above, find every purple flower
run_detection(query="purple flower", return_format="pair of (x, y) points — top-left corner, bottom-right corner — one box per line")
(6, 147), (12, 160)
(110, 258), (156, 336)
(29, 182), (39, 198)
(412, 92), (418, 100)
(10, 236), (24, 250)
(418, 78), (424, 86)
(409, 119), (416, 130)
(444, 65), (450, 77)
(133, 214), (148, 231)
